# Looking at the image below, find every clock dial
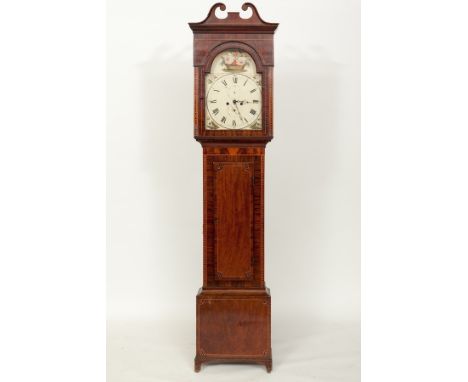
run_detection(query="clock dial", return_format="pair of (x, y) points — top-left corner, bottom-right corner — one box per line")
(205, 49), (262, 130)
(206, 73), (261, 130)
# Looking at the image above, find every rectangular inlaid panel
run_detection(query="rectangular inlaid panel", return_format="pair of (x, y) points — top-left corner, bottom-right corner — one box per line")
(214, 162), (253, 280)
(197, 296), (270, 357)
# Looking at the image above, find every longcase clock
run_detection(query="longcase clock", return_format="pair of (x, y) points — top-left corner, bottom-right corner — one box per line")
(189, 3), (278, 373)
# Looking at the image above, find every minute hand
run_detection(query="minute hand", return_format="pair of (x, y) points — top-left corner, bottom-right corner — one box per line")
(233, 100), (245, 120)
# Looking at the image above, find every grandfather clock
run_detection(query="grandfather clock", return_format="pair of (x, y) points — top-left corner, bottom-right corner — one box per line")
(189, 3), (278, 373)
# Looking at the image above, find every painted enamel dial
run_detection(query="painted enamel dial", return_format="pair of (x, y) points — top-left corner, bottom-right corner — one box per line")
(205, 50), (262, 130)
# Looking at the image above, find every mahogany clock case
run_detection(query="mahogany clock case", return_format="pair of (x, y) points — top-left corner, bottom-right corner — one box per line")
(189, 3), (278, 373)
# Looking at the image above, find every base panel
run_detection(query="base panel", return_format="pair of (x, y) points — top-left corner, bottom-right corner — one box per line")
(195, 288), (272, 372)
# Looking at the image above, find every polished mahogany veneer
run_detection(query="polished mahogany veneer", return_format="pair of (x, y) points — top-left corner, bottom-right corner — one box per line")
(189, 3), (278, 372)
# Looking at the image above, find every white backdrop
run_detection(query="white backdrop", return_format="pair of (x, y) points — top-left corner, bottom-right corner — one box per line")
(108, 0), (360, 380)
(4, 1), (468, 381)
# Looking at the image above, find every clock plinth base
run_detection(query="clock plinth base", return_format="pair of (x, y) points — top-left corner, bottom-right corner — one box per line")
(195, 288), (272, 373)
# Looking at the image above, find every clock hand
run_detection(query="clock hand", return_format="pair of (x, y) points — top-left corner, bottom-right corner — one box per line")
(226, 100), (237, 118)
(236, 100), (251, 106)
(233, 100), (245, 121)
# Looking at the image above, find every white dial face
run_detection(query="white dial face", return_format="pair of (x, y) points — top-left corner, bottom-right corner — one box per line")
(206, 73), (262, 130)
